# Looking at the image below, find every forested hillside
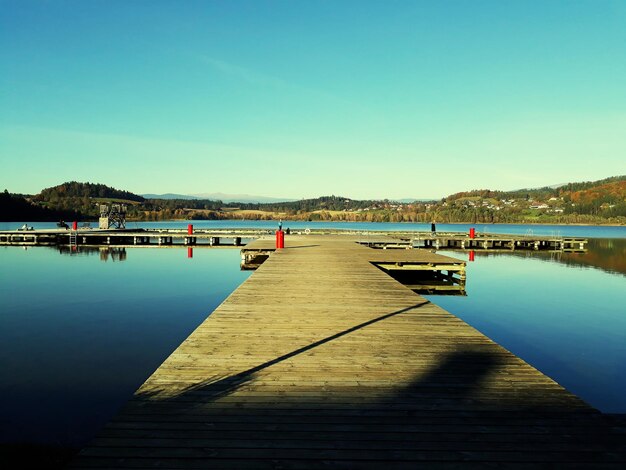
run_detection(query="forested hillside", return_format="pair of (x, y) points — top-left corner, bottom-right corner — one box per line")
(2, 176), (625, 224)
(32, 182), (145, 218)
(0, 190), (80, 222)
(38, 181), (145, 202)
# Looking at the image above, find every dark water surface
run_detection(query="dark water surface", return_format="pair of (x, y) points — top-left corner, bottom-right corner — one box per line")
(0, 221), (625, 451)
(426, 237), (626, 414)
(0, 245), (250, 447)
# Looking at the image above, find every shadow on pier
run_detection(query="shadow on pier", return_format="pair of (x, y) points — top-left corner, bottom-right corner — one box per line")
(73, 302), (626, 468)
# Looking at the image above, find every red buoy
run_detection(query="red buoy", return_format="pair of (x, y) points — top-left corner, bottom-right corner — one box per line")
(469, 227), (475, 239)
(72, 221), (78, 231)
(188, 224), (193, 235)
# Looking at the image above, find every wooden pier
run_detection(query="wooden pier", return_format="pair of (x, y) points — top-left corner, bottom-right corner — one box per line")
(0, 228), (587, 252)
(70, 235), (624, 468)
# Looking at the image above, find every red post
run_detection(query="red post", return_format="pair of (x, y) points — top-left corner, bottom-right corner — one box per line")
(187, 247), (193, 258)
(469, 227), (475, 239)
(276, 230), (285, 249)
(469, 250), (475, 262)
(188, 224), (193, 235)
(72, 221), (78, 231)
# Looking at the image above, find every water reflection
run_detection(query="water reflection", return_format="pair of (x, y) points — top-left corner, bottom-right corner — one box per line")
(0, 246), (251, 450)
(1, 235), (625, 458)
(55, 245), (128, 262)
(466, 238), (626, 277)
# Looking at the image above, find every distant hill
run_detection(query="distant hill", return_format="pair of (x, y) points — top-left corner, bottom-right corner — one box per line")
(142, 192), (297, 203)
(252, 195), (379, 212)
(145, 193), (436, 204)
(568, 180), (626, 203)
(38, 181), (145, 203)
(191, 192), (297, 204)
(393, 198), (436, 203)
(505, 176), (626, 199)
(442, 175), (626, 222)
(561, 179), (626, 216)
(142, 193), (201, 200)
(554, 175), (626, 194)
(447, 176), (626, 202)
(30, 181), (145, 219)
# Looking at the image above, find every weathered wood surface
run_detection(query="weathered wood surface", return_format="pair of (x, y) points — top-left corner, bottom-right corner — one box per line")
(70, 236), (625, 468)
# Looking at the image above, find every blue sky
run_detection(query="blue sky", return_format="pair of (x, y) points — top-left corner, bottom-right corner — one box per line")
(1, 1), (625, 199)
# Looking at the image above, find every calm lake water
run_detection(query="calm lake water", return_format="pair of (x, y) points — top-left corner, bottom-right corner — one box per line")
(0, 221), (625, 450)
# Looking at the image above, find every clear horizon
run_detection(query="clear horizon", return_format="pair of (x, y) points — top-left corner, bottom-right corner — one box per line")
(2, 1), (625, 199)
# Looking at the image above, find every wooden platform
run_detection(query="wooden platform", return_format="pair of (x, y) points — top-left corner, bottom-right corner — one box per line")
(241, 237), (467, 294)
(70, 235), (624, 468)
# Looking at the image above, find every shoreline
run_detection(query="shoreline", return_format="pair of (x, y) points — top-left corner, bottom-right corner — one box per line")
(2, 218), (625, 227)
(134, 219), (626, 227)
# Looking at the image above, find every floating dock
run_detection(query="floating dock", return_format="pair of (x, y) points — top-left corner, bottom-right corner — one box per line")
(411, 232), (587, 252)
(70, 235), (624, 468)
(241, 237), (467, 295)
(0, 228), (587, 252)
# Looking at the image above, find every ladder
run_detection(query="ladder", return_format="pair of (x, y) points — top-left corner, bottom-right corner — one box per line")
(69, 231), (77, 247)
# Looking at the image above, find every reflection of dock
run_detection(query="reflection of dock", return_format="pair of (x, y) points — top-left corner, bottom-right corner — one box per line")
(56, 245), (128, 262)
(71, 235), (624, 468)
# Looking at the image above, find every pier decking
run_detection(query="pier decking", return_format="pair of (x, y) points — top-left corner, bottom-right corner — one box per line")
(70, 235), (624, 468)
